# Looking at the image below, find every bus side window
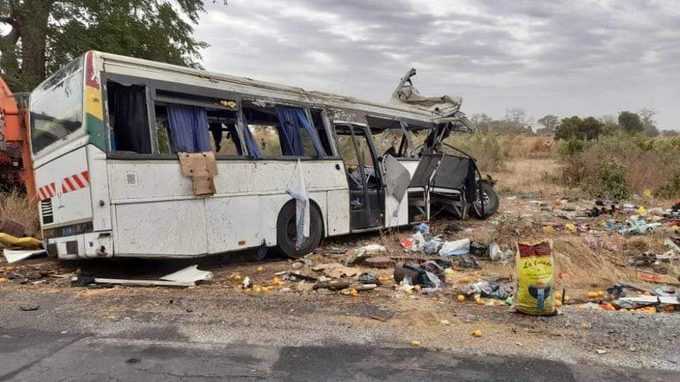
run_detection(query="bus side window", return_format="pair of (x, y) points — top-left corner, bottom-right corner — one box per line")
(107, 81), (152, 153)
(153, 101), (242, 156)
(242, 103), (328, 158)
(207, 109), (242, 156)
(154, 105), (172, 154)
(311, 109), (333, 156)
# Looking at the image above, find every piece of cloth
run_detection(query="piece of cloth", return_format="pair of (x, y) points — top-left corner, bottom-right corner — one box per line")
(209, 122), (243, 155)
(242, 125), (261, 158)
(276, 106), (326, 156)
(167, 104), (211, 153)
(108, 83), (151, 153)
(209, 122), (223, 152)
(226, 124), (243, 155)
(439, 238), (471, 256)
(287, 160), (310, 249)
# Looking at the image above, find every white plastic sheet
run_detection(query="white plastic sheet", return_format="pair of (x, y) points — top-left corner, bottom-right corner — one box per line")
(287, 159), (310, 249)
(2, 249), (46, 264)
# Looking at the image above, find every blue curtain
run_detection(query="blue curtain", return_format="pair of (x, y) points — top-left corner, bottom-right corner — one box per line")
(242, 124), (261, 158)
(166, 105), (211, 153)
(276, 106), (326, 156)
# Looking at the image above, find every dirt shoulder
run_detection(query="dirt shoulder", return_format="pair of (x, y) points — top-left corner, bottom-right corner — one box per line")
(1, 192), (679, 372)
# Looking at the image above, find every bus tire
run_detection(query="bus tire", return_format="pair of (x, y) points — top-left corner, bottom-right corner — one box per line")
(276, 201), (323, 259)
(471, 181), (499, 219)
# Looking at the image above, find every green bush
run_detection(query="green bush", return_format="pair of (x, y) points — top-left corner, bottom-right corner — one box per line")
(558, 133), (680, 200)
(446, 132), (505, 172)
(558, 139), (586, 157)
(657, 173), (680, 199)
(590, 162), (630, 200)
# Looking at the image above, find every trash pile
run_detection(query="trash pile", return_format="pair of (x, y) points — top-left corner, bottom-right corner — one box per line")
(2, 196), (679, 318)
(582, 283), (680, 313)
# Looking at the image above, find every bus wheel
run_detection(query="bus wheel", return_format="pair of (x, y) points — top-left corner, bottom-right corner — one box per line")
(471, 181), (499, 219)
(276, 201), (322, 259)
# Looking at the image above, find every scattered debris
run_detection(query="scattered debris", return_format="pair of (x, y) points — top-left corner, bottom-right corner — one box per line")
(612, 295), (679, 310)
(72, 275), (196, 288)
(393, 262), (442, 290)
(618, 218), (661, 235)
(488, 242), (513, 263)
(452, 254), (480, 269)
(71, 265), (213, 288)
(0, 233), (42, 249)
(362, 256), (394, 269)
(357, 272), (379, 285)
(3, 249), (46, 264)
(438, 238), (470, 257)
(160, 265), (213, 284)
(461, 279), (515, 300)
(414, 223), (429, 234)
(313, 280), (350, 291)
(19, 304), (40, 312)
(312, 263), (359, 278)
(241, 276), (252, 289)
(347, 244), (386, 265)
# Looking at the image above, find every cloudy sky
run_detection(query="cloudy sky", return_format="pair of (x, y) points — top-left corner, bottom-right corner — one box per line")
(196, 0), (680, 130)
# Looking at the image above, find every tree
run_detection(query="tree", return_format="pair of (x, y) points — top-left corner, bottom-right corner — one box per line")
(537, 114), (559, 135)
(0, 0), (214, 92)
(555, 116), (603, 141)
(599, 115), (620, 136)
(555, 116), (582, 140)
(469, 113), (493, 131)
(580, 117), (603, 140)
(639, 108), (659, 137)
(618, 111), (644, 135)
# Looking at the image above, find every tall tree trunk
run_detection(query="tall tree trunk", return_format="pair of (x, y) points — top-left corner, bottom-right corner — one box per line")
(15, 0), (52, 91)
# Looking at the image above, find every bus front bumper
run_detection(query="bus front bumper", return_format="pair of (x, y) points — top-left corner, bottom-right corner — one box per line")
(45, 232), (113, 259)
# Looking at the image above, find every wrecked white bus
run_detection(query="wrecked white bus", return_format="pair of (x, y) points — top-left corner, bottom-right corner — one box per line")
(30, 51), (496, 260)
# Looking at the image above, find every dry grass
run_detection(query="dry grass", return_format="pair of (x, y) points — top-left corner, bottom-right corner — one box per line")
(489, 158), (566, 197)
(500, 135), (556, 160)
(0, 191), (40, 236)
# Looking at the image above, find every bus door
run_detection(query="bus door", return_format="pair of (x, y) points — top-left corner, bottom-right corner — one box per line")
(335, 123), (384, 230)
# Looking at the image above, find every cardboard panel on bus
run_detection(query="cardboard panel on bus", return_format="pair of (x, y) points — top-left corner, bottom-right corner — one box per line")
(178, 152), (218, 196)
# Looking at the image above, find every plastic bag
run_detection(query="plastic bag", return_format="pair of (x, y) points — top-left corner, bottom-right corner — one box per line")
(514, 240), (556, 315)
(439, 238), (470, 257)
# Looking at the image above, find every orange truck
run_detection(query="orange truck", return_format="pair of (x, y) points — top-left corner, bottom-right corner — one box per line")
(0, 77), (36, 200)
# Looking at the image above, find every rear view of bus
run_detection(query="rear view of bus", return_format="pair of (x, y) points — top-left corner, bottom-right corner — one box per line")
(31, 52), (111, 259)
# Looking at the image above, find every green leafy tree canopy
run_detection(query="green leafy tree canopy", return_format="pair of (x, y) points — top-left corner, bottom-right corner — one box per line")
(618, 111), (644, 135)
(1, 0), (217, 92)
(555, 115), (603, 141)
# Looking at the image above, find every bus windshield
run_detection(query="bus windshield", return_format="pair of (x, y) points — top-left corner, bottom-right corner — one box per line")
(30, 58), (84, 154)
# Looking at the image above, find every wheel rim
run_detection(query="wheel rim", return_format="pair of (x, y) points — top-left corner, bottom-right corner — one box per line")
(473, 191), (490, 210)
(286, 217), (306, 248)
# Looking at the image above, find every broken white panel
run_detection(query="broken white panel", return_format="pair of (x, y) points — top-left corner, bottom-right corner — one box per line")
(383, 155), (411, 227)
(3, 249), (47, 264)
(618, 295), (679, 305)
(160, 265), (213, 284)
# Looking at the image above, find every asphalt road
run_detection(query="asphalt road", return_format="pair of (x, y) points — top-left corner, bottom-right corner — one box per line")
(0, 327), (676, 382)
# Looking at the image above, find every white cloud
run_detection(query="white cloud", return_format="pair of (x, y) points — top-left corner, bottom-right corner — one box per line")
(195, 0), (680, 131)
